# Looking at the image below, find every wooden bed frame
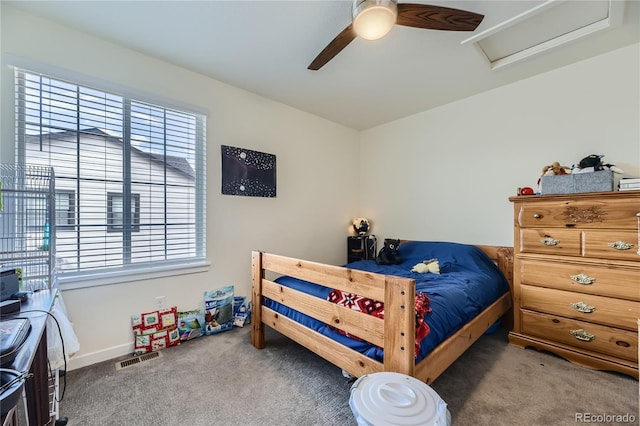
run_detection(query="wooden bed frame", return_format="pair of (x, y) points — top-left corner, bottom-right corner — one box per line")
(251, 244), (513, 384)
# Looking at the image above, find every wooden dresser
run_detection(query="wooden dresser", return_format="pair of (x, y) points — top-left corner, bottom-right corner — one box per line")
(509, 191), (639, 378)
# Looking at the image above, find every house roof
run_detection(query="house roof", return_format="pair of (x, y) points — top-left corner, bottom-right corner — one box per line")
(25, 128), (196, 180)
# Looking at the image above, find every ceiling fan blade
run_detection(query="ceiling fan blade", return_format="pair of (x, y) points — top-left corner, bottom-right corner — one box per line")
(308, 24), (357, 71)
(396, 3), (484, 31)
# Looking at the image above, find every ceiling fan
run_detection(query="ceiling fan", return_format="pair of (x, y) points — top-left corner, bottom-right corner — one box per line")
(308, 0), (484, 70)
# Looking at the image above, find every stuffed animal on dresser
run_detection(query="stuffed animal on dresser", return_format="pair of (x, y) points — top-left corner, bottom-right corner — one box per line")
(376, 239), (402, 265)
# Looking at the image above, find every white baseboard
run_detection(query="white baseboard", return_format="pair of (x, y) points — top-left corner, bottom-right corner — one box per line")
(66, 342), (133, 371)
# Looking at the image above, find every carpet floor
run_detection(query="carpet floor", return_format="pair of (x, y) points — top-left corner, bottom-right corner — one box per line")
(58, 326), (638, 426)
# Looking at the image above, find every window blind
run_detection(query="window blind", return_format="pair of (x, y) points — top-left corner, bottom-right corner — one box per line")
(15, 69), (207, 276)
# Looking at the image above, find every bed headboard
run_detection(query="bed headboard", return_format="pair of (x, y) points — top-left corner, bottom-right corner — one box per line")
(475, 245), (514, 290)
(397, 240), (514, 291)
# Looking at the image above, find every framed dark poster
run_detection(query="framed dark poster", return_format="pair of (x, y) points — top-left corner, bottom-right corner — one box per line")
(221, 145), (276, 197)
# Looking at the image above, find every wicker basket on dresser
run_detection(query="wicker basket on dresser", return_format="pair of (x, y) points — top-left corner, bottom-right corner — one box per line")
(509, 190), (639, 379)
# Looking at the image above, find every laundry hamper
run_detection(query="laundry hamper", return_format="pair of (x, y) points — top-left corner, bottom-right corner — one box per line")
(349, 372), (451, 426)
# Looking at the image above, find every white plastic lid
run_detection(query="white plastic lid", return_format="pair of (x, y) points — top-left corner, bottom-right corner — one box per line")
(349, 372), (449, 426)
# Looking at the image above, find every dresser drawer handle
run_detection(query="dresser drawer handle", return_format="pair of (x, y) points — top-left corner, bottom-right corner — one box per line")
(570, 329), (595, 342)
(608, 241), (634, 250)
(570, 273), (596, 285)
(533, 213), (541, 219)
(570, 302), (596, 314)
(540, 237), (559, 246)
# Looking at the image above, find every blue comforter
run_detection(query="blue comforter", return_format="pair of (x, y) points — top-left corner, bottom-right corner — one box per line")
(263, 241), (510, 363)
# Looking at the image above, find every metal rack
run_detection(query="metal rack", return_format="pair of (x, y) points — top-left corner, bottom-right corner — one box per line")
(0, 163), (56, 291)
(10, 367), (63, 426)
(0, 164), (67, 425)
(48, 368), (63, 425)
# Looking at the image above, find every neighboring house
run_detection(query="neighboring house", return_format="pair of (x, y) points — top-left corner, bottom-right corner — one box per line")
(24, 128), (197, 272)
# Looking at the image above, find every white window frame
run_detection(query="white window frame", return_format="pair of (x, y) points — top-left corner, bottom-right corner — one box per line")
(14, 67), (209, 289)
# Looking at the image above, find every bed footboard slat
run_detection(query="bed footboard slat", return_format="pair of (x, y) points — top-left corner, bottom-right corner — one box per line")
(261, 278), (385, 347)
(261, 306), (383, 377)
(262, 253), (386, 301)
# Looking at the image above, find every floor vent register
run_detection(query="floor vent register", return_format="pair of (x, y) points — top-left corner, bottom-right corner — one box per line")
(115, 351), (162, 370)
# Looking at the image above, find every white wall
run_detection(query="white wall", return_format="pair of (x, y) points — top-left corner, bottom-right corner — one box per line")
(359, 43), (640, 247)
(1, 5), (359, 369)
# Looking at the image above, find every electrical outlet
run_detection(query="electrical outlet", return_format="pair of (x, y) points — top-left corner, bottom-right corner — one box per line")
(155, 296), (166, 309)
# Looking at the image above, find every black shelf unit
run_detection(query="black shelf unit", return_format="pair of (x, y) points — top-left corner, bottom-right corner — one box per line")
(347, 235), (376, 263)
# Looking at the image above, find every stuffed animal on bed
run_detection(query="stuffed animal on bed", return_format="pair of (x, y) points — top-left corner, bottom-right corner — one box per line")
(411, 259), (440, 274)
(376, 239), (402, 265)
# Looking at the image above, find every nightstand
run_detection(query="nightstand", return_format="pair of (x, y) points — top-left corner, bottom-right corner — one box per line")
(347, 235), (376, 263)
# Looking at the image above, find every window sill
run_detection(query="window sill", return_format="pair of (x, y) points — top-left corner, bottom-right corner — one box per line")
(57, 260), (211, 290)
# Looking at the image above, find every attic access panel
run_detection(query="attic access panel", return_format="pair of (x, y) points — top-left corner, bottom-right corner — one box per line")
(461, 0), (625, 70)
(221, 145), (276, 197)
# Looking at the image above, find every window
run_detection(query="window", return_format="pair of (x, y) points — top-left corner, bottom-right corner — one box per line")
(107, 192), (140, 232)
(24, 194), (48, 232)
(15, 69), (207, 280)
(56, 190), (76, 229)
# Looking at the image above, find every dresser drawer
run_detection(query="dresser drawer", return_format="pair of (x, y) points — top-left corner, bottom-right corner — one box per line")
(519, 229), (581, 256)
(521, 285), (639, 331)
(519, 259), (639, 301)
(517, 198), (639, 229)
(583, 230), (640, 262)
(521, 310), (638, 362)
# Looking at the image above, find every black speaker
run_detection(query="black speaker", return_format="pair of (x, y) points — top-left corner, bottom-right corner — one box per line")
(0, 270), (19, 302)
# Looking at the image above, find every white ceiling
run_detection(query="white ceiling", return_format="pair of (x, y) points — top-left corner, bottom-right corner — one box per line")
(7, 0), (640, 130)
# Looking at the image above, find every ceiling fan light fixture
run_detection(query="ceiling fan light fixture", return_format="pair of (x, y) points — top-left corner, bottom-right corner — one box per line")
(308, 1), (483, 71)
(352, 0), (398, 41)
